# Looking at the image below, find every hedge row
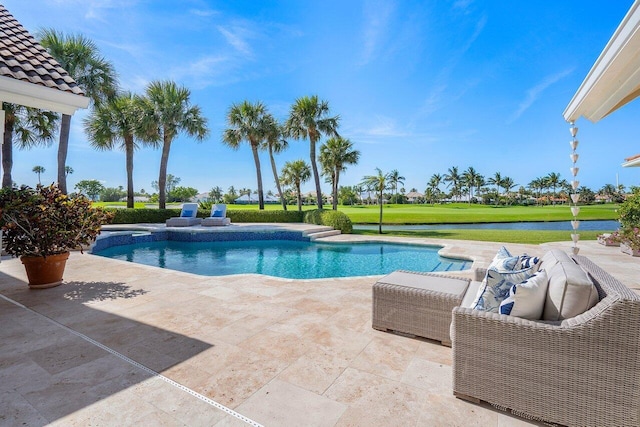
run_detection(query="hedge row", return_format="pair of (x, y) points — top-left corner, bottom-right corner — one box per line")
(107, 208), (304, 224)
(303, 209), (353, 233)
(106, 207), (352, 233)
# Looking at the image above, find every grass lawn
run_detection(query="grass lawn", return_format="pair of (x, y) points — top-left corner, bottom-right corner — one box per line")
(338, 203), (618, 224)
(353, 228), (601, 244)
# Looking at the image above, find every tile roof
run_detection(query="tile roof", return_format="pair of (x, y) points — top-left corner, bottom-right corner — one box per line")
(0, 4), (84, 96)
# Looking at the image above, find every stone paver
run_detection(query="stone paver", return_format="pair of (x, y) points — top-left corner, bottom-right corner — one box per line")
(1, 224), (638, 426)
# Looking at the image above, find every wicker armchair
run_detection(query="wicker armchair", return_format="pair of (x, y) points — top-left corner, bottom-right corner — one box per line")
(451, 255), (640, 427)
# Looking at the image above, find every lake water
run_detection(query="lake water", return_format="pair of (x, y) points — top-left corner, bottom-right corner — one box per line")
(354, 220), (619, 231)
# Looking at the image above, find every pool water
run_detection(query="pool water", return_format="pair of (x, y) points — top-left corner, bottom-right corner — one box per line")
(93, 239), (470, 279)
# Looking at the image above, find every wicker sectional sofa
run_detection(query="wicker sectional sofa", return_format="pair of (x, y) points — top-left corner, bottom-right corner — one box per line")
(452, 254), (640, 427)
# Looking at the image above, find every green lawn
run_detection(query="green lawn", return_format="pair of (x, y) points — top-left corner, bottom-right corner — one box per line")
(353, 229), (601, 244)
(338, 203), (618, 224)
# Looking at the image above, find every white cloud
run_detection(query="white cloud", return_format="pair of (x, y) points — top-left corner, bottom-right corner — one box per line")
(189, 8), (218, 17)
(217, 24), (253, 57)
(360, 0), (395, 65)
(509, 68), (574, 123)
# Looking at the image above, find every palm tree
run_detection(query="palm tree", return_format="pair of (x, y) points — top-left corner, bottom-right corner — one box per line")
(137, 80), (209, 209)
(262, 114), (289, 210)
(546, 172), (562, 204)
(32, 165), (45, 184)
(444, 166), (461, 201)
(462, 166), (481, 204)
(319, 137), (360, 210)
(285, 95), (339, 209)
(389, 169), (405, 200)
(361, 168), (391, 234)
(2, 103), (58, 188)
(65, 166), (74, 177)
(84, 92), (142, 208)
(501, 176), (517, 205)
(38, 29), (118, 194)
(427, 173), (442, 204)
(280, 160), (311, 211)
(487, 172), (504, 205)
(528, 177), (544, 205)
(209, 186), (223, 203)
(222, 101), (272, 210)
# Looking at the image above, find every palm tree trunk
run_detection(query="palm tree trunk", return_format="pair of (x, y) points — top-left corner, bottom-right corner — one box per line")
(296, 182), (302, 211)
(251, 143), (265, 210)
(378, 189), (383, 234)
(333, 168), (340, 210)
(309, 137), (323, 209)
(268, 145), (286, 211)
(2, 120), (14, 188)
(57, 114), (71, 194)
(125, 135), (135, 209)
(158, 138), (171, 209)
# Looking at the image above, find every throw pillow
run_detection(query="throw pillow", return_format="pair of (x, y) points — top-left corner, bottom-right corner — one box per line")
(181, 210), (193, 217)
(474, 268), (536, 313)
(212, 210), (223, 218)
(515, 255), (540, 270)
(488, 246), (519, 271)
(499, 269), (549, 320)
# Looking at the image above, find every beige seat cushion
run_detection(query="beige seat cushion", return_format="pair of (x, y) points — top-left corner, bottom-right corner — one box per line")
(540, 249), (573, 271)
(461, 280), (483, 308)
(543, 260), (599, 321)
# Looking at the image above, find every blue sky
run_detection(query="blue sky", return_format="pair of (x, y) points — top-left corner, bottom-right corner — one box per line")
(4, 0), (640, 195)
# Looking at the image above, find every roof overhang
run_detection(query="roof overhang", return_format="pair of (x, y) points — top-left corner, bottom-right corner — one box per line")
(0, 75), (89, 115)
(563, 1), (640, 123)
(622, 155), (640, 167)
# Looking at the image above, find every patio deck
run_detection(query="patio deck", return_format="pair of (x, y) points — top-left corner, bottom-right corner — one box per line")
(1, 225), (638, 426)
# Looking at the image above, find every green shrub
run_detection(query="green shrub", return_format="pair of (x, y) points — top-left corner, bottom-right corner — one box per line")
(108, 208), (183, 224)
(619, 187), (640, 229)
(303, 209), (353, 233)
(227, 210), (303, 223)
(108, 208), (304, 224)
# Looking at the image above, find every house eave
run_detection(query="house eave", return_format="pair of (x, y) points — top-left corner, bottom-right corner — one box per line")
(0, 75), (89, 115)
(563, 1), (640, 123)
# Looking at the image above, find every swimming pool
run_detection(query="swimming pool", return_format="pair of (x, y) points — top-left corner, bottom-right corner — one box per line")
(93, 239), (470, 279)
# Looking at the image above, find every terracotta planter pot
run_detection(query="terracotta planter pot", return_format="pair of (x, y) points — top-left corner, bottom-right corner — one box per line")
(20, 252), (70, 289)
(620, 243), (640, 257)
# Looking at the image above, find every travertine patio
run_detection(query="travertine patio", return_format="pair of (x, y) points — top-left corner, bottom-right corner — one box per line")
(1, 226), (638, 426)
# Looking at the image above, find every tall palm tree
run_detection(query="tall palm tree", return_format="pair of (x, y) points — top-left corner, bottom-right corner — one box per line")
(222, 101), (271, 210)
(137, 80), (209, 209)
(462, 166), (481, 204)
(38, 29), (118, 194)
(32, 165), (45, 185)
(209, 186), (223, 203)
(427, 173), (442, 204)
(487, 172), (504, 205)
(285, 95), (339, 209)
(444, 166), (461, 201)
(501, 176), (517, 205)
(2, 103), (58, 188)
(65, 166), (74, 177)
(361, 168), (391, 234)
(388, 169), (405, 200)
(546, 172), (562, 204)
(262, 114), (289, 210)
(84, 92), (142, 208)
(319, 137), (360, 210)
(281, 160), (311, 211)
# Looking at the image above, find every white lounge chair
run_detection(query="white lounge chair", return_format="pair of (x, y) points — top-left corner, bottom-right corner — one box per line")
(202, 204), (231, 226)
(166, 203), (202, 227)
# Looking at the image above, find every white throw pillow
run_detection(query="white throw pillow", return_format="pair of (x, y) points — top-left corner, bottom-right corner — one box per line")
(499, 270), (549, 320)
(473, 268), (536, 313)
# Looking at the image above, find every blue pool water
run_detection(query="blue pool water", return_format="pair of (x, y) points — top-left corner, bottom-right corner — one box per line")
(93, 239), (470, 279)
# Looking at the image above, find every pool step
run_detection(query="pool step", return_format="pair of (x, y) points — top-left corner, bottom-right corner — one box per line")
(306, 229), (342, 241)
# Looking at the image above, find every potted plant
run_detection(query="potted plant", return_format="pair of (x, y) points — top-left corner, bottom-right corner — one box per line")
(620, 227), (640, 257)
(0, 184), (113, 288)
(597, 230), (622, 247)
